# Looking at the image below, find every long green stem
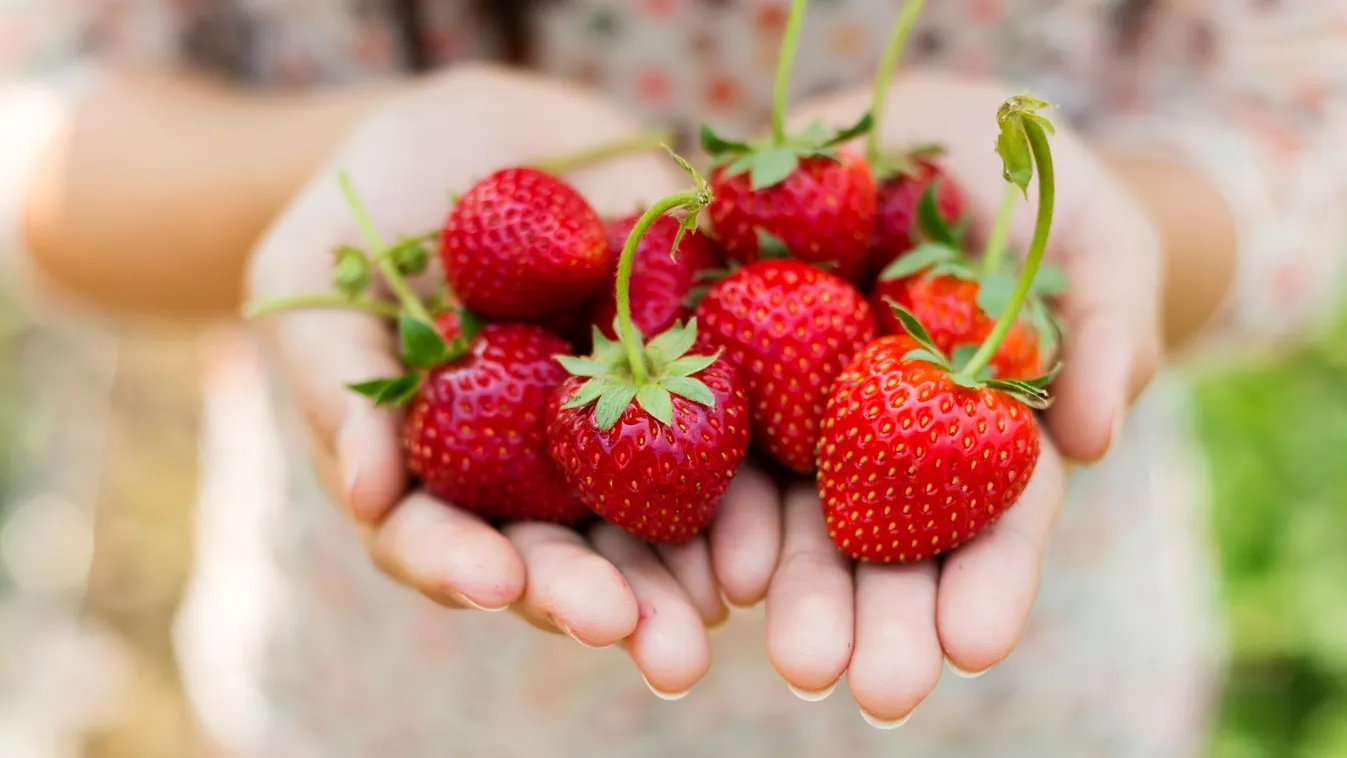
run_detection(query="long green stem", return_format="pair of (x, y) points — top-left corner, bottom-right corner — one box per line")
(866, 0), (928, 164)
(614, 190), (703, 385)
(245, 293), (400, 319)
(980, 183), (1019, 276)
(533, 129), (677, 175)
(958, 121), (1054, 380)
(338, 173), (436, 325)
(771, 0), (810, 144)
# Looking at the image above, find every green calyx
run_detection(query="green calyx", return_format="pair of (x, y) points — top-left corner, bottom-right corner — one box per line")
(698, 0), (873, 191)
(954, 94), (1060, 386)
(555, 149), (721, 431)
(886, 301), (1058, 410)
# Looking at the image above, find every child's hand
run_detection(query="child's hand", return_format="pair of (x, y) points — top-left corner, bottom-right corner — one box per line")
(761, 74), (1163, 724)
(246, 66), (782, 696)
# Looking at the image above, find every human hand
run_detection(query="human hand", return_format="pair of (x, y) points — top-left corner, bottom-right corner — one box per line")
(757, 73), (1163, 724)
(245, 65), (783, 696)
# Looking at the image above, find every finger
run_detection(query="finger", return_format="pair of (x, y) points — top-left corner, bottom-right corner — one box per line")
(710, 464), (783, 609)
(591, 524), (711, 699)
(765, 482), (855, 699)
(849, 561), (943, 729)
(367, 491), (526, 611)
(503, 522), (639, 647)
(655, 538), (729, 628)
(936, 438), (1066, 676)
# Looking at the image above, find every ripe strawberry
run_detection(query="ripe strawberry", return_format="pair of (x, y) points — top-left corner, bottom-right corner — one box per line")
(694, 259), (876, 473)
(696, 0), (876, 282)
(866, 155), (966, 280)
(547, 155), (751, 543)
(705, 150), (877, 281)
(440, 167), (608, 320)
(816, 333), (1041, 563)
(873, 273), (1043, 380)
(399, 313), (590, 524)
(818, 92), (1066, 563)
(589, 213), (723, 340)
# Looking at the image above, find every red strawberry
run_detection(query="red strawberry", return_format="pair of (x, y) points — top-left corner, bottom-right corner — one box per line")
(547, 156), (751, 543)
(694, 259), (876, 473)
(873, 273), (1043, 380)
(548, 356), (749, 543)
(440, 167), (607, 319)
(866, 156), (966, 279)
(705, 151), (877, 281)
(816, 333), (1041, 563)
(590, 213), (722, 339)
(401, 314), (590, 524)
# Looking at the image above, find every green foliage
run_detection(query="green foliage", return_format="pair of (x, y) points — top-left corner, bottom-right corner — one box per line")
(1195, 322), (1347, 757)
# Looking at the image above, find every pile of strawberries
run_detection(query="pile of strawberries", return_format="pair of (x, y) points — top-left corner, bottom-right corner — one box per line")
(252, 0), (1065, 565)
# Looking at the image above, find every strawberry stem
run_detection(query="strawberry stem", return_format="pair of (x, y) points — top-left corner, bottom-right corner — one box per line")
(866, 0), (928, 165)
(980, 183), (1019, 276)
(957, 118), (1055, 381)
(771, 0), (809, 145)
(533, 128), (678, 175)
(245, 293), (400, 319)
(614, 189), (706, 384)
(337, 173), (437, 326)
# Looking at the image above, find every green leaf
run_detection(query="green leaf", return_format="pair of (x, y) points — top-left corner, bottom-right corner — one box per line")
(950, 373), (982, 390)
(456, 308), (483, 344)
(907, 142), (948, 159)
(901, 348), (947, 367)
(386, 237), (430, 276)
(1014, 362), (1062, 389)
(976, 271), (1017, 319)
(883, 301), (947, 361)
(950, 345), (979, 371)
(332, 245), (372, 298)
(755, 228), (792, 259)
(561, 377), (613, 410)
(668, 214), (697, 262)
(700, 123), (751, 156)
(661, 376), (715, 407)
(750, 147), (801, 190)
(820, 110), (874, 148)
(591, 328), (626, 365)
(1026, 299), (1061, 359)
(927, 261), (977, 280)
(399, 316), (452, 369)
(663, 351), (720, 377)
(721, 153), (756, 178)
(635, 385), (675, 426)
(915, 179), (959, 247)
(555, 355), (612, 378)
(996, 95), (1056, 196)
(1031, 264), (1069, 296)
(793, 121), (835, 146)
(595, 383), (639, 430)
(985, 380), (1053, 410)
(647, 320), (697, 365)
(348, 373), (422, 407)
(683, 284), (711, 310)
(877, 243), (960, 282)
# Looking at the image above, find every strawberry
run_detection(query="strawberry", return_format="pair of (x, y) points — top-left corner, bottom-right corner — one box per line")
(589, 213), (723, 340)
(440, 167), (608, 320)
(698, 0), (877, 282)
(694, 259), (876, 473)
(402, 314), (591, 524)
(866, 154), (967, 280)
(816, 330), (1042, 562)
(547, 154), (751, 543)
(817, 93), (1065, 563)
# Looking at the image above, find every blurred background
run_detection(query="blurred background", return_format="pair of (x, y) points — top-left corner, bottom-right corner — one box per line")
(2, 300), (1346, 757)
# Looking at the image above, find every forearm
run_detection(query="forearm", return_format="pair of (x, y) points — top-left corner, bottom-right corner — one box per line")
(20, 70), (404, 319)
(1102, 153), (1238, 351)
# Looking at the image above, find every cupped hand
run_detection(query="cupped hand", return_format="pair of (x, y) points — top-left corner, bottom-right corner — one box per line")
(245, 65), (782, 696)
(758, 73), (1163, 724)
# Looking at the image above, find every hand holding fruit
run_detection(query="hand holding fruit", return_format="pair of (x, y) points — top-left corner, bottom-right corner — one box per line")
(245, 66), (784, 697)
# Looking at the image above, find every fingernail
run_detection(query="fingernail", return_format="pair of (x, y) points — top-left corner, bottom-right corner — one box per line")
(788, 681), (837, 702)
(946, 658), (990, 679)
(1108, 406), (1126, 450)
(451, 591), (509, 613)
(641, 674), (691, 701)
(555, 619), (608, 649)
(860, 709), (912, 730)
(720, 590), (756, 611)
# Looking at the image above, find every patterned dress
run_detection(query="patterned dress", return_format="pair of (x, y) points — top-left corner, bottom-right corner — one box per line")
(3, 2), (1347, 757)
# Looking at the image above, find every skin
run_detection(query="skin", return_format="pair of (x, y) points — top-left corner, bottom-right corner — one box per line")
(19, 64), (1237, 717)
